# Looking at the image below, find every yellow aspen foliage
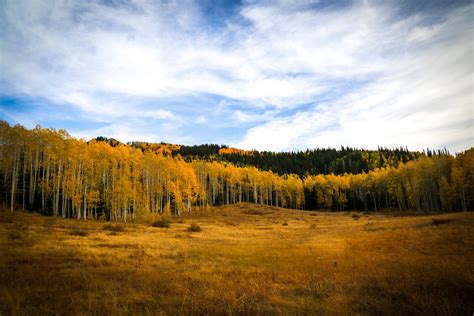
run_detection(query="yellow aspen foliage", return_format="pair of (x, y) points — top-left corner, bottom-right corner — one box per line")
(0, 121), (472, 219)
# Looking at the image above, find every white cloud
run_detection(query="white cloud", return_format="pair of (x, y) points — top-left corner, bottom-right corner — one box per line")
(233, 107), (337, 151)
(0, 0), (385, 106)
(196, 115), (207, 124)
(0, 0), (472, 151)
(233, 4), (473, 152)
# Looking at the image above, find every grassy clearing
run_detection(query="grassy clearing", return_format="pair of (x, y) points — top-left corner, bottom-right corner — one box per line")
(0, 203), (473, 315)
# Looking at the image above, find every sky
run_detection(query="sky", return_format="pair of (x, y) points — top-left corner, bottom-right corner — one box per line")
(0, 0), (473, 153)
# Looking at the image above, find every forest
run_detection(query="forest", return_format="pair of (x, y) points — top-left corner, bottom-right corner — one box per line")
(1, 121), (472, 222)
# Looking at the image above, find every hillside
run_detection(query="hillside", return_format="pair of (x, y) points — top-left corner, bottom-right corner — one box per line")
(1, 204), (473, 314)
(106, 138), (425, 176)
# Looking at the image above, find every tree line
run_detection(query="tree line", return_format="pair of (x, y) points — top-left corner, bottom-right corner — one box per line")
(213, 146), (426, 176)
(303, 152), (473, 212)
(125, 141), (428, 176)
(1, 122), (472, 221)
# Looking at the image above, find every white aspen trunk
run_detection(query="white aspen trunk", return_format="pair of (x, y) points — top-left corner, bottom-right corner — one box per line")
(29, 146), (39, 206)
(10, 148), (19, 212)
(29, 158), (34, 206)
(62, 189), (67, 218)
(22, 153), (26, 210)
(253, 182), (257, 204)
(83, 182), (87, 220)
(77, 163), (82, 220)
(52, 162), (58, 216)
(45, 160), (50, 210)
(239, 182), (242, 203)
(56, 163), (62, 216)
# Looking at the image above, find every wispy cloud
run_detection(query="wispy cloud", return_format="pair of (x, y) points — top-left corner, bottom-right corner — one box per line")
(232, 1), (473, 152)
(0, 0), (472, 151)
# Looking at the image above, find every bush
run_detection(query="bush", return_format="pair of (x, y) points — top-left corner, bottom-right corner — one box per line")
(8, 231), (22, 240)
(152, 219), (171, 228)
(0, 216), (14, 223)
(432, 218), (454, 226)
(103, 223), (126, 232)
(282, 222), (288, 226)
(70, 228), (88, 237)
(187, 223), (202, 232)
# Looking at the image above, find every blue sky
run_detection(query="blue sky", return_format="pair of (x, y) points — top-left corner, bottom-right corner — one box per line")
(0, 0), (472, 152)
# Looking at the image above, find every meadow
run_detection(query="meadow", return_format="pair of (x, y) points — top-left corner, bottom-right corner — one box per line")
(1, 204), (473, 315)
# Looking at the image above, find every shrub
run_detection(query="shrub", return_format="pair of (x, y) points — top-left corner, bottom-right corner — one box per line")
(187, 223), (202, 232)
(103, 223), (126, 232)
(432, 218), (454, 226)
(8, 231), (22, 240)
(152, 219), (171, 228)
(282, 222), (288, 226)
(0, 216), (14, 223)
(70, 228), (88, 237)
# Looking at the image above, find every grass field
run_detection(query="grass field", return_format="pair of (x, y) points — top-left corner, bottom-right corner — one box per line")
(1, 203), (473, 315)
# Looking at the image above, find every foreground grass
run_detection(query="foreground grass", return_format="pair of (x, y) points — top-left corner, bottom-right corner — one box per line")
(1, 204), (473, 315)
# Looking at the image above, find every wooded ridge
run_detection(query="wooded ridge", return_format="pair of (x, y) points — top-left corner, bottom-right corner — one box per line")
(124, 139), (425, 176)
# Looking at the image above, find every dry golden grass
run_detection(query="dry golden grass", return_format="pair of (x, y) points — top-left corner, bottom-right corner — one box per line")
(1, 203), (473, 315)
